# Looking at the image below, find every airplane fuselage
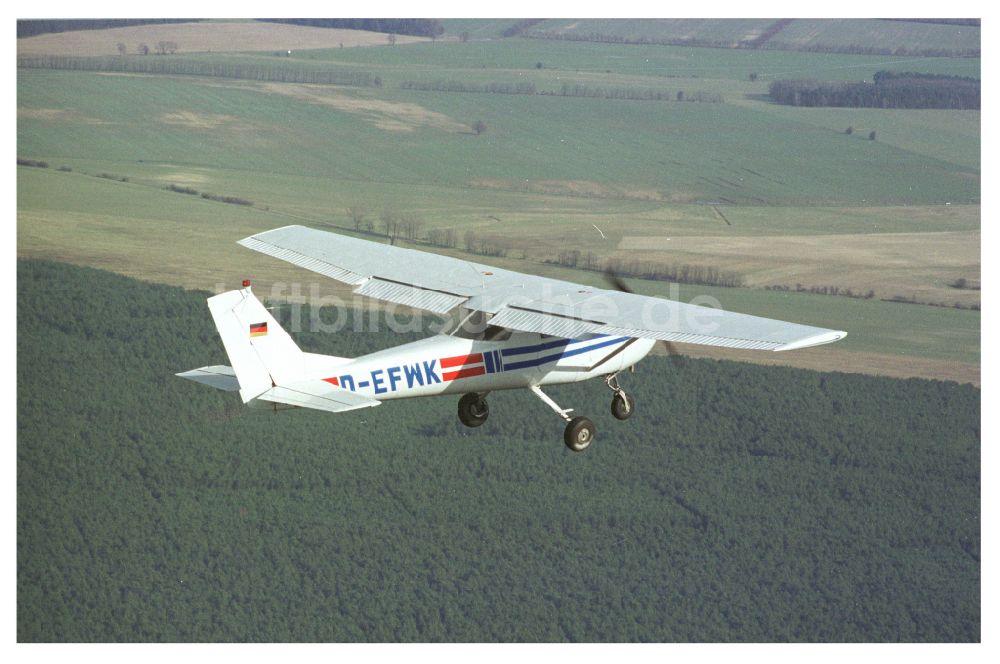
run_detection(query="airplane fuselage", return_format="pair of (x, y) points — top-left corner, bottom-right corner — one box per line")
(303, 332), (656, 402)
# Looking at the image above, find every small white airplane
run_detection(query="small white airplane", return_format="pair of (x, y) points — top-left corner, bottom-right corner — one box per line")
(179, 225), (846, 451)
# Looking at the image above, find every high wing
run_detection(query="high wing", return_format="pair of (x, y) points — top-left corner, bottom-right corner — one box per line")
(239, 225), (846, 352)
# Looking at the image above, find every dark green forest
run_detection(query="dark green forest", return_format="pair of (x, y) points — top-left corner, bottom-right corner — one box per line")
(768, 71), (980, 109)
(16, 19), (202, 39)
(17, 260), (980, 642)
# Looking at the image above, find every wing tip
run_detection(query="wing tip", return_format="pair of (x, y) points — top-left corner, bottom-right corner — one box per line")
(775, 330), (847, 352)
(237, 224), (307, 246)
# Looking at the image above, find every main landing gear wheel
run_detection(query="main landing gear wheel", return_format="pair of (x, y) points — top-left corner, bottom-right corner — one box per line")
(564, 417), (596, 452)
(458, 393), (489, 428)
(611, 392), (635, 421)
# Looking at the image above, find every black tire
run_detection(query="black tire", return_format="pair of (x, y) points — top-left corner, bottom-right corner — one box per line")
(564, 416), (596, 452)
(458, 393), (489, 428)
(611, 392), (635, 420)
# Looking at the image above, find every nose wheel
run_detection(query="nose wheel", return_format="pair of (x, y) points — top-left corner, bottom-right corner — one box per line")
(606, 374), (635, 420)
(509, 375), (637, 451)
(457, 392), (489, 427)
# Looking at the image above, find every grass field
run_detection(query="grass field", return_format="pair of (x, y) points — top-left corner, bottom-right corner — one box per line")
(518, 18), (981, 55)
(16, 23), (980, 384)
(17, 166), (981, 379)
(299, 37), (982, 82)
(17, 69), (978, 207)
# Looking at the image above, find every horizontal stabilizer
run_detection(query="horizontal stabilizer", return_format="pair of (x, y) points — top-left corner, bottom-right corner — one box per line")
(256, 380), (380, 414)
(176, 365), (241, 392)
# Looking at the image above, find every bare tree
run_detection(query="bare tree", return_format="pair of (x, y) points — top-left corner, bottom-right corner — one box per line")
(459, 31), (470, 43)
(116, 42), (126, 56)
(380, 209), (401, 245)
(401, 213), (423, 240)
(387, 33), (397, 46)
(137, 43), (149, 56)
(426, 228), (457, 248)
(558, 249), (580, 268)
(347, 206), (369, 231)
(472, 120), (487, 135)
(155, 41), (178, 55)
(464, 229), (478, 253)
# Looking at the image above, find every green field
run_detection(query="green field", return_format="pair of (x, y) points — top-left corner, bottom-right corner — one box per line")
(16, 25), (980, 383)
(514, 18), (981, 55)
(301, 36), (981, 81)
(18, 68), (977, 208)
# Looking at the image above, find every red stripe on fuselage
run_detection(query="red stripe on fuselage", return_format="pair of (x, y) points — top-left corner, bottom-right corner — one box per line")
(440, 353), (483, 368)
(442, 366), (486, 381)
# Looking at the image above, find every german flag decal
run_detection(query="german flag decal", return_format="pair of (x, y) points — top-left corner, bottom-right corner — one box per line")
(249, 322), (268, 337)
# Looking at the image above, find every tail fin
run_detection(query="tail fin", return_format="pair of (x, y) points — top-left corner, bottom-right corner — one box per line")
(207, 286), (309, 403)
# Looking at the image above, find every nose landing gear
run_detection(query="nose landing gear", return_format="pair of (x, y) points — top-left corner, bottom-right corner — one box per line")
(457, 392), (490, 427)
(606, 374), (635, 420)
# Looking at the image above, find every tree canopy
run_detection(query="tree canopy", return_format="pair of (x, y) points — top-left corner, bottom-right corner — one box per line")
(18, 260), (979, 641)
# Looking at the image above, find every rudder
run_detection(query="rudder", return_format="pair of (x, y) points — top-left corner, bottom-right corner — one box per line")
(207, 286), (307, 402)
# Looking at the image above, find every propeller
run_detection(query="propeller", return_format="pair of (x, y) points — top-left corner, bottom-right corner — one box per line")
(603, 267), (686, 365)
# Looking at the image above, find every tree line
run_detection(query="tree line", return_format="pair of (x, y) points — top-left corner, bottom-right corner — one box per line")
(17, 55), (382, 88)
(400, 79), (722, 103)
(603, 256), (745, 288)
(549, 251), (747, 288)
(344, 205), (743, 287)
(768, 71), (980, 109)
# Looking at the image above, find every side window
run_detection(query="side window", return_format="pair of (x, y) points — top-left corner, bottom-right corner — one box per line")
(483, 325), (512, 341)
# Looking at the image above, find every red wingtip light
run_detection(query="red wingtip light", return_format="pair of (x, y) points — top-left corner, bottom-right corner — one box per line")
(242, 279), (251, 288)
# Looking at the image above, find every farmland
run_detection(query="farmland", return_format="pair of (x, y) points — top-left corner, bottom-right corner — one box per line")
(16, 20), (979, 383)
(507, 18), (980, 55)
(15, 20), (428, 57)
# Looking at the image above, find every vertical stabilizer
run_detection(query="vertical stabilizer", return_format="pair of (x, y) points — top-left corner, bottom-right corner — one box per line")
(207, 286), (306, 402)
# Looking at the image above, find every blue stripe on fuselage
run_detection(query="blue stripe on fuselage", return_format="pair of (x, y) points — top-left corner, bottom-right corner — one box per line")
(500, 334), (609, 358)
(501, 336), (629, 371)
